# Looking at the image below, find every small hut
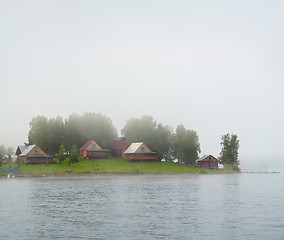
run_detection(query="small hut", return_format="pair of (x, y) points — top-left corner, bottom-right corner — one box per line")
(195, 155), (219, 169)
(124, 142), (158, 161)
(112, 137), (128, 157)
(79, 140), (111, 159)
(20, 145), (54, 164)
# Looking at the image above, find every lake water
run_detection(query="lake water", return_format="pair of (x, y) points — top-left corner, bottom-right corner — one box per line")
(0, 173), (284, 240)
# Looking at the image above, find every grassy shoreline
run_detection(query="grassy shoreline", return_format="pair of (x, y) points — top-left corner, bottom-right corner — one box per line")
(0, 157), (239, 177)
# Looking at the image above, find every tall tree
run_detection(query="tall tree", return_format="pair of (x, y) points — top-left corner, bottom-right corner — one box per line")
(70, 145), (79, 164)
(150, 123), (174, 161)
(219, 133), (240, 166)
(121, 115), (157, 147)
(57, 144), (65, 164)
(176, 129), (201, 165)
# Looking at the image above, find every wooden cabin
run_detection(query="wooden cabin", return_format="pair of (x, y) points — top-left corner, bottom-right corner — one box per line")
(112, 137), (128, 157)
(79, 140), (111, 159)
(124, 142), (158, 162)
(19, 145), (54, 164)
(195, 154), (219, 169)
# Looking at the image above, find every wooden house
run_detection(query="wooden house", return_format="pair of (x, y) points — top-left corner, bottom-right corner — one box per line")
(124, 142), (158, 161)
(79, 140), (111, 159)
(195, 154), (219, 169)
(19, 145), (54, 164)
(112, 137), (128, 157)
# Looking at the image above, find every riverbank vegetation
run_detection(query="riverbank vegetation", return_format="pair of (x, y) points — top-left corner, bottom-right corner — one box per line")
(0, 157), (239, 176)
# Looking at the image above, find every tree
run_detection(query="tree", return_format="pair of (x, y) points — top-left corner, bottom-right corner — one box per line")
(16, 156), (21, 169)
(70, 145), (79, 164)
(7, 154), (12, 164)
(0, 152), (2, 167)
(176, 129), (201, 165)
(57, 144), (65, 164)
(121, 115), (157, 147)
(150, 123), (174, 161)
(28, 113), (117, 155)
(219, 133), (240, 166)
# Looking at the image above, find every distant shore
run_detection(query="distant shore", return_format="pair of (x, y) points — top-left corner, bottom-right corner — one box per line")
(1, 157), (241, 177)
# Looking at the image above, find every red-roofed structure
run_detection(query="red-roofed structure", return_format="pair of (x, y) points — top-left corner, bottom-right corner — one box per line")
(79, 140), (111, 159)
(112, 137), (128, 157)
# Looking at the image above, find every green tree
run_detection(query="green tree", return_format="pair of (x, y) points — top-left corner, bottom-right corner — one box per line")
(57, 144), (65, 164)
(121, 115), (157, 147)
(176, 129), (201, 165)
(7, 154), (12, 164)
(0, 152), (3, 167)
(219, 133), (240, 166)
(16, 156), (21, 169)
(150, 123), (174, 161)
(28, 113), (117, 155)
(70, 145), (79, 164)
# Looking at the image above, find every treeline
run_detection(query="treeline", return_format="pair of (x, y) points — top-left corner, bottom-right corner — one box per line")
(28, 113), (201, 165)
(28, 113), (117, 154)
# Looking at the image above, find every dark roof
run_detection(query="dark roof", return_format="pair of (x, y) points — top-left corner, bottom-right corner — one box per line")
(112, 138), (128, 150)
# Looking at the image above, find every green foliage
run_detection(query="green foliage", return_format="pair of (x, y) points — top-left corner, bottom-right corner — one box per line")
(223, 164), (241, 172)
(16, 156), (21, 169)
(0, 153), (2, 167)
(7, 154), (12, 163)
(57, 144), (65, 164)
(219, 133), (240, 166)
(28, 113), (117, 155)
(176, 128), (201, 165)
(70, 145), (79, 164)
(150, 123), (174, 161)
(121, 115), (156, 147)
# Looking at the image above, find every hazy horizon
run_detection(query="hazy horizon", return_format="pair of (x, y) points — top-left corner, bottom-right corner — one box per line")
(1, 0), (283, 170)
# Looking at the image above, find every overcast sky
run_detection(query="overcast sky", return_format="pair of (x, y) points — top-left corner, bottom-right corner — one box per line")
(1, 0), (283, 170)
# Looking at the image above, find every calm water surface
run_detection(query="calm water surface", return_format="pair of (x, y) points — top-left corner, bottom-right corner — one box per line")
(0, 173), (284, 240)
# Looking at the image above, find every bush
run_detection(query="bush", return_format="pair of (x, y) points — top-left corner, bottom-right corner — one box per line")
(224, 164), (240, 172)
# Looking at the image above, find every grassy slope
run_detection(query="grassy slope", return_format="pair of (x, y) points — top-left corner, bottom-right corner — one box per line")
(0, 157), (235, 176)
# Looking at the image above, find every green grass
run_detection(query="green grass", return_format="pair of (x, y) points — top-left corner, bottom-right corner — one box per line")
(0, 158), (238, 176)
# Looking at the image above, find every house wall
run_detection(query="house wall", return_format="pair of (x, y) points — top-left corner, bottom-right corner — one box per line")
(112, 149), (125, 157)
(26, 157), (54, 164)
(28, 146), (46, 156)
(86, 151), (111, 159)
(196, 155), (219, 169)
(79, 150), (87, 158)
(124, 153), (158, 161)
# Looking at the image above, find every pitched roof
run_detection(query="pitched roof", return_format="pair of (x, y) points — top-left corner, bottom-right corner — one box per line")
(15, 145), (28, 155)
(196, 155), (219, 162)
(112, 138), (128, 150)
(20, 145), (36, 156)
(79, 140), (102, 151)
(124, 142), (152, 154)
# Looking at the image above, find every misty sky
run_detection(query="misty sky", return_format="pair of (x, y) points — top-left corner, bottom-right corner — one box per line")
(1, 0), (283, 170)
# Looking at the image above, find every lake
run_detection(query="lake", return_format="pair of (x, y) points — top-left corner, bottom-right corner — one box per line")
(0, 173), (284, 240)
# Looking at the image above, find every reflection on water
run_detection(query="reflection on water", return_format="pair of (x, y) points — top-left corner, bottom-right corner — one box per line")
(0, 174), (284, 240)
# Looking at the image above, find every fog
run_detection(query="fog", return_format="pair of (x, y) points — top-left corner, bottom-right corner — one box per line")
(1, 0), (283, 170)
